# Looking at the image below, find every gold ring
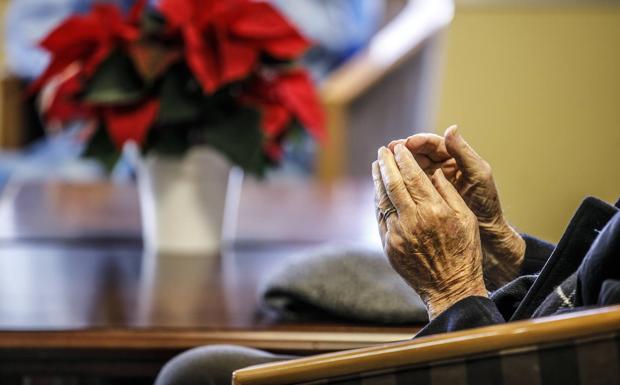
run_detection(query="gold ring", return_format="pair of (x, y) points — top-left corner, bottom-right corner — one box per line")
(383, 207), (397, 219)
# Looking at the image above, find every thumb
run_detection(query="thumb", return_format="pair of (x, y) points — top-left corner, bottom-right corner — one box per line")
(431, 168), (467, 213)
(444, 125), (484, 175)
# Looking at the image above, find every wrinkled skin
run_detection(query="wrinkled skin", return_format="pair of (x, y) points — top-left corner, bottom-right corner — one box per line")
(388, 126), (526, 290)
(373, 145), (487, 320)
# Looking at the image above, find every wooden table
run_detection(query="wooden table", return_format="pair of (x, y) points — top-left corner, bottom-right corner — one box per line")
(0, 179), (420, 383)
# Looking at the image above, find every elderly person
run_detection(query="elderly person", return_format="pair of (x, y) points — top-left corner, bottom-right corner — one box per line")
(379, 125), (620, 335)
(155, 126), (620, 384)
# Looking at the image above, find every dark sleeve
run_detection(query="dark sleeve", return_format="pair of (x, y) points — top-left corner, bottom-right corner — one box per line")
(414, 296), (505, 338)
(491, 274), (538, 320)
(519, 234), (555, 275)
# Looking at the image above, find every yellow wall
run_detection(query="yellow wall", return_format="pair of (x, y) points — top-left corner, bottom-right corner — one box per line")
(437, 6), (620, 242)
(0, 0), (7, 68)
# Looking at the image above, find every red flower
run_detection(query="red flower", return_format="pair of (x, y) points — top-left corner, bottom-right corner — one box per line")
(243, 69), (325, 160)
(30, 0), (146, 95)
(102, 98), (160, 149)
(158, 0), (310, 93)
(28, 0), (326, 172)
(44, 70), (160, 149)
(43, 70), (93, 124)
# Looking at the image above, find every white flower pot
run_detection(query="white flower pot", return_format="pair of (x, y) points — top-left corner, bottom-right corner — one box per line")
(137, 147), (243, 256)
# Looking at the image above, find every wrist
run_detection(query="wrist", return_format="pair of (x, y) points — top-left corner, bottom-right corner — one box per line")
(480, 217), (525, 266)
(424, 276), (488, 320)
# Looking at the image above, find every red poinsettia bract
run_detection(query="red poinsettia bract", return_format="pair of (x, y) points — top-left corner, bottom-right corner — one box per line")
(35, 0), (166, 149)
(102, 99), (160, 149)
(43, 70), (94, 125)
(32, 0), (326, 165)
(158, 0), (310, 93)
(29, 1), (146, 95)
(244, 69), (325, 160)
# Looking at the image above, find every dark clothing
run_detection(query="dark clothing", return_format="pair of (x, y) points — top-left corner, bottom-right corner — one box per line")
(417, 197), (620, 337)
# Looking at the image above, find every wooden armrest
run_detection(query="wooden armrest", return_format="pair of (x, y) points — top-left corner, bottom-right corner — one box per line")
(233, 305), (620, 385)
(320, 0), (454, 107)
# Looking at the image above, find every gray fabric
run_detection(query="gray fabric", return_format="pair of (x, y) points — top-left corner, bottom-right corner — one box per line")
(155, 345), (294, 385)
(260, 244), (428, 324)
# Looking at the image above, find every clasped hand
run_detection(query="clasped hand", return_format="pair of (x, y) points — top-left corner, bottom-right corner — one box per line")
(373, 144), (487, 320)
(373, 126), (526, 320)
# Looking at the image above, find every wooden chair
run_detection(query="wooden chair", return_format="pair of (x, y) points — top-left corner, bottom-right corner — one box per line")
(234, 305), (620, 385)
(317, 0), (454, 180)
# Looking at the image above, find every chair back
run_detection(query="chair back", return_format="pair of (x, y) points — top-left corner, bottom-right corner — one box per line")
(318, 0), (455, 179)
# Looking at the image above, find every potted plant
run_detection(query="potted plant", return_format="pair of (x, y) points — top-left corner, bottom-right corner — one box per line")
(31, 0), (325, 255)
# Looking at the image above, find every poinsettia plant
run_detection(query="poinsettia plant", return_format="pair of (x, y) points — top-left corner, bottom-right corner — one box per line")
(31, 0), (325, 175)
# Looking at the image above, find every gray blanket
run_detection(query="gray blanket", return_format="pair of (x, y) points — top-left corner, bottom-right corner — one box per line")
(260, 244), (428, 324)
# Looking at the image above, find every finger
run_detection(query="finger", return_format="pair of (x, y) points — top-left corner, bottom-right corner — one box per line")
(413, 154), (443, 175)
(444, 125), (485, 175)
(384, 209), (400, 236)
(430, 168), (468, 213)
(440, 158), (459, 183)
(372, 161), (390, 234)
(387, 139), (406, 153)
(378, 146), (415, 212)
(393, 144), (442, 204)
(405, 133), (451, 162)
(372, 161), (388, 243)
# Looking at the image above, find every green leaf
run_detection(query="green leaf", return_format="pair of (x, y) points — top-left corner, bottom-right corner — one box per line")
(144, 107), (268, 175)
(157, 65), (204, 125)
(144, 124), (192, 157)
(202, 107), (268, 176)
(141, 11), (167, 36)
(83, 125), (121, 171)
(82, 50), (146, 105)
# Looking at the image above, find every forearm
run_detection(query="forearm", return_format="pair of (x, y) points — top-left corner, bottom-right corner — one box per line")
(480, 218), (526, 291)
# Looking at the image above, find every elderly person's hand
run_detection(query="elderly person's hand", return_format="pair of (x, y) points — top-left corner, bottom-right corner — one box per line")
(388, 126), (525, 289)
(373, 145), (488, 320)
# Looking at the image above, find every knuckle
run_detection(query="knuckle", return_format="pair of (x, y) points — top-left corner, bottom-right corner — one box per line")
(374, 192), (383, 205)
(403, 168), (425, 187)
(385, 180), (405, 196)
(411, 168), (426, 183)
(426, 204), (445, 219)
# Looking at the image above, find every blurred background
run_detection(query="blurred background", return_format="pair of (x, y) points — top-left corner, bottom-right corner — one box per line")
(434, 1), (620, 242)
(0, 0), (619, 242)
